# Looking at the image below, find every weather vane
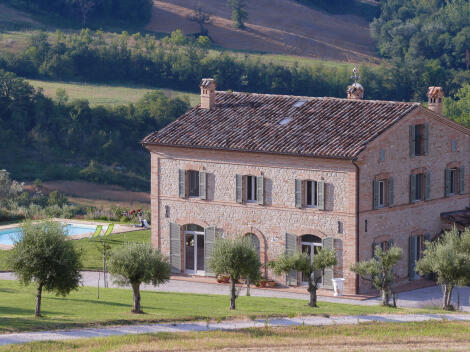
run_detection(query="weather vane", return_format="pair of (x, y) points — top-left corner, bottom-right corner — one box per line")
(351, 66), (360, 84)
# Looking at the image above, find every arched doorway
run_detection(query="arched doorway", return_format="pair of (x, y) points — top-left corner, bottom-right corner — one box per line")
(246, 233), (260, 259)
(184, 224), (205, 275)
(300, 234), (322, 285)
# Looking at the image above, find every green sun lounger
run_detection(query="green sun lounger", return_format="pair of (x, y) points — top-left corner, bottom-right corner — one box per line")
(92, 225), (103, 238)
(103, 223), (114, 237)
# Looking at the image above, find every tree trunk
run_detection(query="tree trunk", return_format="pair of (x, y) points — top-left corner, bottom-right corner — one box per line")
(308, 276), (317, 307)
(131, 282), (142, 313)
(246, 279), (251, 296)
(230, 276), (236, 310)
(381, 289), (390, 306)
(35, 282), (43, 317)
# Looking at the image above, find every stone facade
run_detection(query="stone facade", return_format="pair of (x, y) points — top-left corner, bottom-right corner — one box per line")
(149, 146), (359, 294)
(147, 101), (470, 296)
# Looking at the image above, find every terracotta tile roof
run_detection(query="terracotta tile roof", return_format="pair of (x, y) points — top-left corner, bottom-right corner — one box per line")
(142, 92), (420, 159)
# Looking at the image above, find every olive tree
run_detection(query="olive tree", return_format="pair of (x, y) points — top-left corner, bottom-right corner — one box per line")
(269, 248), (337, 307)
(10, 220), (82, 317)
(0, 169), (23, 201)
(208, 236), (261, 310)
(108, 243), (171, 313)
(416, 227), (470, 310)
(351, 245), (402, 307)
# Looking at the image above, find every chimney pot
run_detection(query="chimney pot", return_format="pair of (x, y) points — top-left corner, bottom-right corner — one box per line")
(427, 86), (444, 115)
(200, 78), (216, 109)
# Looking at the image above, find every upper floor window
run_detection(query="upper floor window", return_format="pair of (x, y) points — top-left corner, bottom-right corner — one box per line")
(445, 166), (465, 197)
(179, 169), (207, 200)
(410, 171), (430, 203)
(188, 170), (200, 197)
(235, 174), (264, 205)
(373, 177), (394, 209)
(409, 123), (429, 157)
(305, 180), (318, 207)
(295, 179), (325, 210)
(246, 175), (258, 202)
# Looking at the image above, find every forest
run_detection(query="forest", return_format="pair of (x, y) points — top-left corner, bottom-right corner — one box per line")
(0, 69), (189, 190)
(0, 29), (463, 103)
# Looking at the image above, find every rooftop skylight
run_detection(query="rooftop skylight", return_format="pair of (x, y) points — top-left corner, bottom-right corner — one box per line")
(293, 100), (307, 108)
(278, 117), (293, 125)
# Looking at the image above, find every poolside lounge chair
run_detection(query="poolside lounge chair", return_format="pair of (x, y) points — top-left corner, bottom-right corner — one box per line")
(103, 223), (114, 237)
(92, 225), (103, 238)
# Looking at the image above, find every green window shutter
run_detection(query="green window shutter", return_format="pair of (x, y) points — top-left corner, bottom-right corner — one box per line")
(425, 171), (431, 200)
(285, 232), (298, 286)
(235, 174), (243, 203)
(257, 175), (264, 205)
(423, 233), (432, 279)
(445, 168), (451, 197)
(409, 125), (416, 158)
(204, 226), (216, 276)
(410, 174), (416, 203)
(317, 181), (325, 211)
(373, 180), (379, 209)
(388, 239), (394, 249)
(424, 123), (429, 155)
(372, 241), (377, 258)
(170, 223), (181, 273)
(295, 179), (302, 209)
(322, 237), (334, 290)
(388, 177), (394, 207)
(199, 171), (207, 200)
(178, 169), (186, 198)
(408, 236), (417, 281)
(460, 167), (465, 195)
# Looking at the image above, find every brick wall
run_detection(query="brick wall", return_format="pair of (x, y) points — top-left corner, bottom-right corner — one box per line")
(356, 107), (470, 292)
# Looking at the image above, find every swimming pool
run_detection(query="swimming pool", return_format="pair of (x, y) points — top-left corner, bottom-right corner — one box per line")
(0, 223), (97, 246)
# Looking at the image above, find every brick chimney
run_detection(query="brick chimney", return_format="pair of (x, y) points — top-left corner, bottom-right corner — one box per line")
(200, 78), (216, 109)
(427, 86), (444, 115)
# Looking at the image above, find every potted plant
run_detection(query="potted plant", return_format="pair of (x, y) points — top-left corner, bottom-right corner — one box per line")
(216, 275), (230, 284)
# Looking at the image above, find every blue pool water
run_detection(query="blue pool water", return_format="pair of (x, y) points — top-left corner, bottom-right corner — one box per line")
(0, 224), (97, 246)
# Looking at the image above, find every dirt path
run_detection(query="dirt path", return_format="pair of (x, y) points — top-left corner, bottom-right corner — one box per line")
(148, 0), (378, 63)
(1, 313), (469, 346)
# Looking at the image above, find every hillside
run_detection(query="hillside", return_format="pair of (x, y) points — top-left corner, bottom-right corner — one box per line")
(148, 0), (379, 63)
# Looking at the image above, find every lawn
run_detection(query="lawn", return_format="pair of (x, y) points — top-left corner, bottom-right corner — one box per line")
(0, 279), (445, 334)
(3, 321), (470, 351)
(27, 80), (200, 107)
(0, 230), (151, 271)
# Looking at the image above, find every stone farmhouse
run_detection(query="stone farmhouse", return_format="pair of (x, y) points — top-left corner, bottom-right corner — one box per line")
(142, 78), (470, 295)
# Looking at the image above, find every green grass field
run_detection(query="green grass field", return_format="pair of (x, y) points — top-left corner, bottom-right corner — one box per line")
(27, 80), (200, 107)
(0, 230), (150, 271)
(0, 279), (448, 334)
(3, 321), (470, 352)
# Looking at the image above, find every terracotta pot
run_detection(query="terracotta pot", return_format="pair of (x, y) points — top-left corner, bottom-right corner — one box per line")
(266, 280), (276, 288)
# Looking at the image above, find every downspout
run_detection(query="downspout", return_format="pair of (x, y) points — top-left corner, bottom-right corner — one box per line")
(352, 159), (360, 294)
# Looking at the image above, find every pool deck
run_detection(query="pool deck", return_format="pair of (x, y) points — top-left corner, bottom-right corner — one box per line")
(0, 219), (146, 250)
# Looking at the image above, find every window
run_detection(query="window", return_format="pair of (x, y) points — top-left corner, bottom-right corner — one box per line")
(188, 170), (200, 197)
(445, 167), (464, 197)
(449, 168), (457, 195)
(451, 139), (457, 152)
(305, 180), (318, 207)
(415, 125), (424, 156)
(365, 220), (368, 233)
(373, 177), (393, 209)
(379, 149), (385, 162)
(338, 221), (343, 234)
(410, 172), (430, 203)
(178, 169), (207, 200)
(378, 180), (386, 207)
(295, 179), (325, 210)
(409, 234), (429, 280)
(236, 174), (264, 205)
(246, 175), (258, 202)
(410, 123), (429, 157)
